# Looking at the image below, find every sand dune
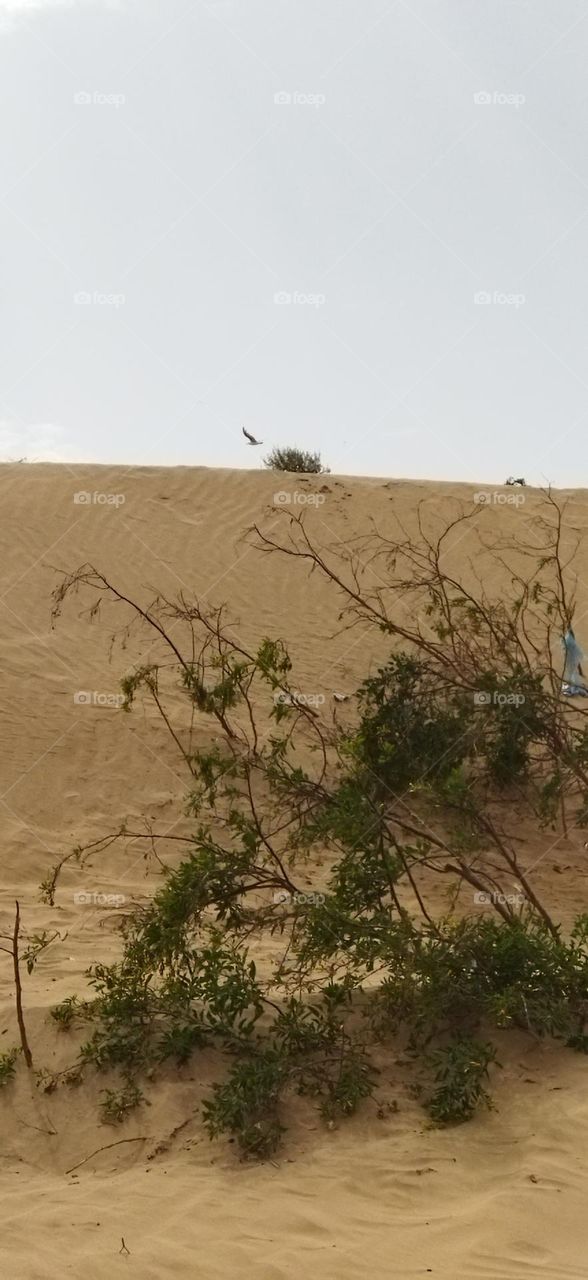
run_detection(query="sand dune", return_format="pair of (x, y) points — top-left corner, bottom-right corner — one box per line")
(1, 463), (588, 1278)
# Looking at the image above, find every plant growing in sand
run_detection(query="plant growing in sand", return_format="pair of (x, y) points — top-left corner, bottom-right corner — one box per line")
(100, 1081), (145, 1125)
(43, 493), (588, 1153)
(264, 445), (329, 474)
(0, 1048), (19, 1088)
(0, 901), (60, 1073)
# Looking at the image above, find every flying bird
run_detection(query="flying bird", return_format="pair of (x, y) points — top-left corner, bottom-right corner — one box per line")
(242, 426), (263, 446)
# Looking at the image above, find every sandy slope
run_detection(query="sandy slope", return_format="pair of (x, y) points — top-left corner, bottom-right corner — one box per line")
(1, 463), (588, 1278)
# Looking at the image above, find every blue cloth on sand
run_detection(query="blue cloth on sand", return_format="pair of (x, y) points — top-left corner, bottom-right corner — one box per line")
(562, 629), (588, 696)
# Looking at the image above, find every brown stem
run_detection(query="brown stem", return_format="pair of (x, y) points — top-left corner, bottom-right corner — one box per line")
(13, 901), (33, 1069)
(475, 815), (559, 938)
(442, 864), (515, 926)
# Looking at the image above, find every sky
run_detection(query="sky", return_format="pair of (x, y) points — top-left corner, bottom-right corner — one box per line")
(1, 0), (588, 483)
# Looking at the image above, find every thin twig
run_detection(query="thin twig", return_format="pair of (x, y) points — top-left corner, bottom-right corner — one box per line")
(65, 1137), (147, 1175)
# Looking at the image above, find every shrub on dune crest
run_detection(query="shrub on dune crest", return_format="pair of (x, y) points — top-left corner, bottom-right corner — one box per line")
(264, 445), (329, 473)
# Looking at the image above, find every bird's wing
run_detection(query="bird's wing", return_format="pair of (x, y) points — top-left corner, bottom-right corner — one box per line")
(242, 426), (254, 443)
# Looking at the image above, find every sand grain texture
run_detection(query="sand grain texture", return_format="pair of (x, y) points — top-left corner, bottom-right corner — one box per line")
(1, 464), (587, 1278)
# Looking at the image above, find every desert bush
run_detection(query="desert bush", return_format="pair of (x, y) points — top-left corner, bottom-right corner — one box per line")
(202, 1052), (287, 1158)
(100, 1080), (144, 1124)
(426, 1038), (496, 1124)
(51, 995), (84, 1030)
(264, 446), (329, 474)
(0, 1048), (19, 1088)
(43, 493), (588, 1153)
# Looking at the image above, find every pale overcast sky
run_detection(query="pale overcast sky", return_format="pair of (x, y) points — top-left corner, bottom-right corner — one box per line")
(1, 0), (588, 483)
